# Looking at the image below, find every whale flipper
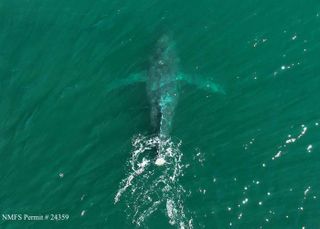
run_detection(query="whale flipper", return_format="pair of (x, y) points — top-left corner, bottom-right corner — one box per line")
(105, 71), (225, 96)
(106, 72), (147, 92)
(176, 73), (225, 94)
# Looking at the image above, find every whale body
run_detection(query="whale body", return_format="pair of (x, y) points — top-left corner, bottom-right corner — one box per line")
(107, 34), (225, 157)
(147, 35), (179, 139)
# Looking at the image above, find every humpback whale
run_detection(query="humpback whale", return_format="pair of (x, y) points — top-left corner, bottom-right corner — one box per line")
(108, 35), (224, 164)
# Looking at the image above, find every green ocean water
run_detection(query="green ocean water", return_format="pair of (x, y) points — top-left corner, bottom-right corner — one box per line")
(1, 0), (320, 228)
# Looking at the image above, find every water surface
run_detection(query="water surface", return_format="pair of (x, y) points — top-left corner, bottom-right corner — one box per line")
(1, 0), (320, 228)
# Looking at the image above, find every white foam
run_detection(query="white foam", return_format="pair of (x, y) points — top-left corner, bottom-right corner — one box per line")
(304, 186), (311, 196)
(307, 145), (312, 153)
(114, 134), (192, 228)
(155, 157), (166, 166)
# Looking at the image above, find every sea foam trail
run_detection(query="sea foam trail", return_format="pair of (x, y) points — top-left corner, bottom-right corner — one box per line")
(114, 134), (193, 229)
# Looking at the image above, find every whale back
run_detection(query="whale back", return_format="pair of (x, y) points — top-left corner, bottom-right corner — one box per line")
(147, 35), (179, 138)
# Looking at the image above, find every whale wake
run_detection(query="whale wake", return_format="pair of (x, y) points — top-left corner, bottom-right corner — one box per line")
(114, 134), (193, 228)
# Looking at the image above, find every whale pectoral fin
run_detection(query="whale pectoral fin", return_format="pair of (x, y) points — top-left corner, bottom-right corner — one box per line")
(106, 71), (147, 92)
(177, 73), (226, 94)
